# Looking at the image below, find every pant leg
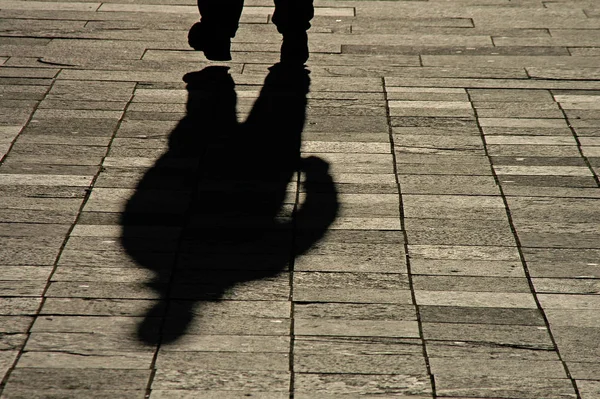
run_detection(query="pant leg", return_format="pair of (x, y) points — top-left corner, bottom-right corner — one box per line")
(272, 0), (314, 34)
(197, 0), (244, 38)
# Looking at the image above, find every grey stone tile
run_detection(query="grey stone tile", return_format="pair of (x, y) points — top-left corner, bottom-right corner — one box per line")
(487, 144), (582, 157)
(57, 249), (176, 268)
(0, 350), (18, 381)
(411, 259), (525, 277)
(533, 278), (600, 294)
(415, 291), (536, 308)
(294, 373), (431, 396)
(398, 175), (500, 195)
(170, 300), (289, 319)
(294, 303), (416, 321)
(31, 315), (155, 334)
(4, 368), (151, 390)
(295, 255), (406, 273)
(412, 276), (531, 293)
(567, 362), (600, 380)
(152, 369), (289, 391)
(434, 375), (576, 399)
(503, 186), (600, 198)
(295, 319), (419, 338)
(407, 225), (514, 246)
(426, 340), (557, 361)
(155, 352), (289, 371)
(0, 244), (64, 268)
(408, 245), (520, 262)
(422, 323), (554, 348)
(151, 391), (286, 399)
(25, 332), (152, 352)
(528, 261), (600, 279)
(300, 229), (404, 245)
(0, 298), (42, 315)
(0, 265), (52, 281)
(303, 242), (404, 257)
(296, 351), (426, 375)
(430, 357), (567, 378)
(551, 326), (600, 362)
(0, 281), (46, 296)
(0, 316), (33, 333)
(41, 298), (159, 316)
(546, 309), (600, 328)
(498, 174), (598, 188)
(160, 335), (289, 353)
(17, 351), (154, 369)
(538, 294), (600, 310)
(0, 389), (147, 399)
(578, 380), (600, 399)
(45, 281), (159, 299)
(165, 316), (290, 336)
(0, 333), (27, 351)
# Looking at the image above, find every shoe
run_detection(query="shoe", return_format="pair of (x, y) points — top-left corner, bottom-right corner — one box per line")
(188, 22), (232, 61)
(280, 31), (309, 65)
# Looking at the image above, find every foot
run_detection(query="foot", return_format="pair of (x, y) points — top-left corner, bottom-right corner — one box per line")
(188, 22), (232, 61)
(280, 31), (309, 65)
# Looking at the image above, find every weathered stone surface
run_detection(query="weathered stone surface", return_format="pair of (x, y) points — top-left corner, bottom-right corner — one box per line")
(4, 368), (151, 390)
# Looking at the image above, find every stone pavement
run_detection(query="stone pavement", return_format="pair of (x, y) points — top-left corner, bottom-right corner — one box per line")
(1, 0), (600, 397)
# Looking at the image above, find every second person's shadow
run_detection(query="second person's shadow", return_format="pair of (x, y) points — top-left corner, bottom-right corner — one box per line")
(121, 64), (339, 344)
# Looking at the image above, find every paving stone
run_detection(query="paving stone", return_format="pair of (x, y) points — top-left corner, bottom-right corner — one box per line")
(17, 351), (154, 369)
(150, 391), (286, 399)
(155, 352), (289, 372)
(398, 175), (499, 195)
(578, 381), (600, 399)
(295, 319), (420, 338)
(161, 334), (289, 353)
(426, 339), (558, 361)
(0, 281), (46, 296)
(4, 368), (151, 390)
(551, 326), (600, 362)
(567, 361), (600, 380)
(294, 373), (431, 396)
(430, 357), (567, 378)
(0, 298), (41, 315)
(41, 298), (161, 316)
(295, 255), (406, 273)
(152, 369), (289, 391)
(45, 281), (159, 299)
(410, 259), (525, 277)
(25, 331), (153, 352)
(415, 291), (536, 309)
(296, 351), (426, 375)
(546, 309), (600, 328)
(409, 245), (520, 262)
(538, 294), (600, 310)
(412, 276), (531, 293)
(422, 323), (553, 348)
(294, 303), (416, 321)
(0, 316), (33, 332)
(407, 225), (514, 246)
(0, 389), (147, 399)
(434, 375), (576, 399)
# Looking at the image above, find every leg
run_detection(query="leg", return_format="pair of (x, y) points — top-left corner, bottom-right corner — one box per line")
(272, 0), (314, 64)
(188, 0), (244, 61)
(272, 0), (314, 34)
(197, 0), (244, 38)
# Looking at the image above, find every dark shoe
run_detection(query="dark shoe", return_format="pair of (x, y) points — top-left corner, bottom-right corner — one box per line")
(188, 22), (232, 61)
(280, 31), (309, 65)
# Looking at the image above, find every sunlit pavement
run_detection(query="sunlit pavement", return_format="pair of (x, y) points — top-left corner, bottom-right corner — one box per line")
(1, 0), (600, 398)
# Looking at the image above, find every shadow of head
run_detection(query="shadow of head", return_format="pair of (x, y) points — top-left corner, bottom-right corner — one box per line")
(120, 64), (338, 345)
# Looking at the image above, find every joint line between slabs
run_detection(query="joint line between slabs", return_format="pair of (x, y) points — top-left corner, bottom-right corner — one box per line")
(383, 77), (437, 398)
(467, 88), (583, 399)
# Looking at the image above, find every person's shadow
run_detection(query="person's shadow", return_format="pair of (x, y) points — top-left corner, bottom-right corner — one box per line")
(121, 64), (338, 344)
